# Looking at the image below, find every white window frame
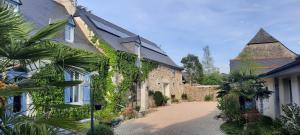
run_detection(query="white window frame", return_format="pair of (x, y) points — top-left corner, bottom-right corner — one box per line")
(69, 72), (83, 105)
(65, 24), (74, 43)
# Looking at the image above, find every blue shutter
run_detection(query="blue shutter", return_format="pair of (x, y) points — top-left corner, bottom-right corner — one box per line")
(83, 74), (90, 103)
(21, 93), (26, 113)
(64, 71), (72, 103)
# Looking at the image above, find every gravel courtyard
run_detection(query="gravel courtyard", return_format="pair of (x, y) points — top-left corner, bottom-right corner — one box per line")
(115, 102), (224, 135)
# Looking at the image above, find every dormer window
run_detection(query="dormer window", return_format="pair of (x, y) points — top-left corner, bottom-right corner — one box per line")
(3, 0), (22, 12)
(65, 17), (75, 43)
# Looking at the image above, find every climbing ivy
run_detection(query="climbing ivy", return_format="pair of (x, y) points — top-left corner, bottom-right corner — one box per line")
(31, 34), (159, 121)
(30, 46), (108, 120)
(141, 59), (158, 81)
(91, 35), (160, 116)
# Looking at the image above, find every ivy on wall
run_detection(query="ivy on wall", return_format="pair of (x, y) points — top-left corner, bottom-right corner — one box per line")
(90, 35), (158, 119)
(30, 46), (108, 120)
(32, 34), (159, 121)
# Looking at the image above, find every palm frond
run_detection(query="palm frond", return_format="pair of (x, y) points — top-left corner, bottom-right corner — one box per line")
(26, 20), (67, 46)
(0, 5), (29, 42)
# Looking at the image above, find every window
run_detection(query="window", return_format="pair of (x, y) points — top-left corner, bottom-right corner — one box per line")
(69, 72), (83, 103)
(13, 96), (21, 112)
(65, 25), (74, 43)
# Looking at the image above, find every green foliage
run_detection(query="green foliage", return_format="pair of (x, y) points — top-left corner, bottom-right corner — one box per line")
(204, 94), (214, 101)
(141, 59), (158, 81)
(30, 65), (91, 120)
(218, 92), (241, 121)
(0, 5), (28, 44)
(235, 51), (259, 75)
(90, 35), (158, 122)
(153, 91), (168, 106)
(280, 104), (300, 135)
(217, 72), (271, 112)
(220, 121), (244, 135)
(221, 116), (284, 135)
(181, 54), (203, 84)
(86, 124), (114, 135)
(201, 72), (223, 85)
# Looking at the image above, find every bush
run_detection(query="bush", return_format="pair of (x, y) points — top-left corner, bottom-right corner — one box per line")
(217, 92), (241, 121)
(153, 91), (167, 106)
(204, 94), (214, 101)
(86, 124), (114, 135)
(94, 107), (117, 123)
(280, 104), (300, 135)
(181, 93), (188, 100)
(221, 116), (283, 135)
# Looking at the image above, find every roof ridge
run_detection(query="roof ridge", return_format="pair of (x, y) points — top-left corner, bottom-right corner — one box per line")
(247, 28), (279, 45)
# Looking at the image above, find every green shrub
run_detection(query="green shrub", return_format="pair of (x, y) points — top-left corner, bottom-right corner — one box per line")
(280, 104), (300, 135)
(220, 121), (244, 135)
(217, 92), (241, 121)
(181, 93), (188, 100)
(94, 106), (117, 123)
(86, 124), (114, 135)
(204, 94), (214, 101)
(153, 91), (166, 106)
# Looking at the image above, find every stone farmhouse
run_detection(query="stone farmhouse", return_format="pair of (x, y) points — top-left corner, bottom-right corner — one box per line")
(2, 0), (183, 114)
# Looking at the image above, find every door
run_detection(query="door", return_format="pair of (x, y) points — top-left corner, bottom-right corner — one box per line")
(163, 83), (170, 104)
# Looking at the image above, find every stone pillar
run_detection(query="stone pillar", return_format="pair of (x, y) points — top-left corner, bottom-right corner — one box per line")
(291, 75), (300, 105)
(140, 81), (148, 112)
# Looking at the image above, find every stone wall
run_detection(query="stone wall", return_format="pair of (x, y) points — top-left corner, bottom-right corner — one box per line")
(146, 65), (183, 100)
(183, 84), (219, 101)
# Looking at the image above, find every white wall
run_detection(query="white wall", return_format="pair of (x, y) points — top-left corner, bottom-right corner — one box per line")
(258, 78), (276, 118)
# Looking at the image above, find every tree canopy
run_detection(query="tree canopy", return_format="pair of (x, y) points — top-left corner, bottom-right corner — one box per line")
(181, 54), (203, 85)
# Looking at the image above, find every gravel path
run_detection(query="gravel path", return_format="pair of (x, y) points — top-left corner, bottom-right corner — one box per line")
(115, 102), (224, 135)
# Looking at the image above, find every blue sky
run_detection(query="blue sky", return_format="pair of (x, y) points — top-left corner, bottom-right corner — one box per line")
(77, 0), (300, 73)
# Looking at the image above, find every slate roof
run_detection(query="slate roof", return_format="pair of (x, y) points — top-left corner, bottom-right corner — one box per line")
(19, 0), (98, 53)
(260, 57), (300, 77)
(230, 58), (295, 74)
(75, 7), (182, 70)
(247, 28), (279, 45)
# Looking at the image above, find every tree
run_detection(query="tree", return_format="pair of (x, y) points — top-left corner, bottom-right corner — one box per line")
(181, 54), (203, 85)
(236, 51), (259, 75)
(0, 5), (101, 134)
(202, 46), (218, 74)
(217, 72), (272, 115)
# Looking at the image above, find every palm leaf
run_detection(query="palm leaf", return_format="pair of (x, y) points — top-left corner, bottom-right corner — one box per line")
(26, 20), (67, 46)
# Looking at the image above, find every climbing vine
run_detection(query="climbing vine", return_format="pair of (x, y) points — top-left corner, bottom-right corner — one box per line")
(31, 46), (108, 120)
(141, 59), (158, 81)
(32, 34), (160, 121)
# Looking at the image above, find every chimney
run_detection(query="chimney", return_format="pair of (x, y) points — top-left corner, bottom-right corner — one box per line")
(55, 0), (77, 15)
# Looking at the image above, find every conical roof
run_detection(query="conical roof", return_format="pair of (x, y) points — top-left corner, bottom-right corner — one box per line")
(247, 28), (279, 45)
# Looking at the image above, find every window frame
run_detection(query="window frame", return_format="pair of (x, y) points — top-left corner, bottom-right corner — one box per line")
(65, 24), (75, 43)
(69, 72), (83, 105)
